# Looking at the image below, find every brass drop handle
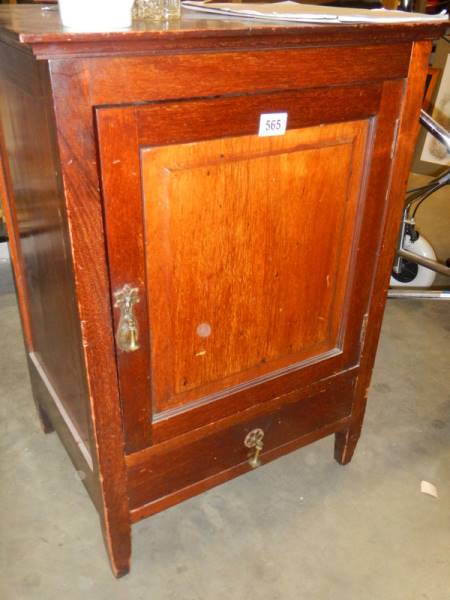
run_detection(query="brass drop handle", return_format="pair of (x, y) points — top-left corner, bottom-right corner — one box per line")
(114, 284), (141, 353)
(244, 428), (265, 469)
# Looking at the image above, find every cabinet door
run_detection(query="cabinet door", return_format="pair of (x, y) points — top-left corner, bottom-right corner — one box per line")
(97, 83), (403, 452)
(143, 122), (366, 412)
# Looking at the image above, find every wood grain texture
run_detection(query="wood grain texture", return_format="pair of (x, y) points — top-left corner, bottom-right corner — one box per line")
(127, 371), (356, 472)
(96, 36), (423, 541)
(89, 44), (410, 107)
(48, 59), (131, 578)
(333, 79), (405, 463)
(0, 5), (445, 59)
(142, 122), (367, 412)
(27, 354), (100, 508)
(97, 85), (379, 448)
(131, 415), (351, 523)
(97, 83), (381, 450)
(335, 41), (433, 465)
(95, 108), (152, 453)
(0, 86), (54, 432)
(0, 2), (440, 576)
(0, 99), (33, 347)
(135, 85), (382, 140)
(97, 64), (405, 449)
(0, 43), (92, 445)
(127, 373), (355, 512)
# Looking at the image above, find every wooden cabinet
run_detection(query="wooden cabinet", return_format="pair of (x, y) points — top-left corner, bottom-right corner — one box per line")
(0, 5), (445, 577)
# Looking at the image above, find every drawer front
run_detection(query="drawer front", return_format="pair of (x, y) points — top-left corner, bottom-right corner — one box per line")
(127, 374), (355, 515)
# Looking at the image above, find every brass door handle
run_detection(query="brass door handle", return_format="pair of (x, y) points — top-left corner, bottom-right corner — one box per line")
(244, 428), (265, 468)
(114, 284), (141, 353)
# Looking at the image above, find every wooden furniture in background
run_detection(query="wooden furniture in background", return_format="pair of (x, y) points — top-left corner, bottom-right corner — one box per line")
(423, 66), (441, 111)
(0, 4), (445, 577)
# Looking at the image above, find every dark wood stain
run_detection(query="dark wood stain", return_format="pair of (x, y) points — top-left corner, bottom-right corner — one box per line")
(127, 374), (356, 512)
(0, 43), (92, 446)
(0, 3), (444, 577)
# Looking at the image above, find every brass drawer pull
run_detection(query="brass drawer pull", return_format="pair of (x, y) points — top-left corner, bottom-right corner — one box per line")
(114, 284), (140, 353)
(244, 428), (265, 469)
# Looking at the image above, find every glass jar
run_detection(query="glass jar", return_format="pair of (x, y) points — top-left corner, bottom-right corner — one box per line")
(164, 0), (181, 20)
(133, 0), (164, 21)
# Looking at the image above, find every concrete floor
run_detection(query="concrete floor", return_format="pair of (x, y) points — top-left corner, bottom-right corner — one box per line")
(0, 178), (449, 598)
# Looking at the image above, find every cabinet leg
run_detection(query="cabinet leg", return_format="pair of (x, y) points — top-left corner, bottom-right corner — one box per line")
(334, 429), (360, 465)
(27, 358), (54, 434)
(100, 512), (131, 578)
(34, 400), (54, 434)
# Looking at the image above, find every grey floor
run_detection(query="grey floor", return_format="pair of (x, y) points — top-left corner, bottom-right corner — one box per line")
(0, 176), (449, 599)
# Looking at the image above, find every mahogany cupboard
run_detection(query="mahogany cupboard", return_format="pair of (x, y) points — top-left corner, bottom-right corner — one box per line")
(0, 4), (445, 577)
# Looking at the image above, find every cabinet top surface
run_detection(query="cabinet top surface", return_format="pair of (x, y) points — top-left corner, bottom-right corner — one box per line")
(0, 4), (446, 57)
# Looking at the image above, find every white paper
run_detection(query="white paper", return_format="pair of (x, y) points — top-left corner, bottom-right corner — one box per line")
(259, 113), (288, 136)
(420, 480), (439, 498)
(182, 1), (448, 24)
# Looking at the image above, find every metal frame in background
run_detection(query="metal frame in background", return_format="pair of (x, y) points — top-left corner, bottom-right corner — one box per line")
(388, 110), (450, 300)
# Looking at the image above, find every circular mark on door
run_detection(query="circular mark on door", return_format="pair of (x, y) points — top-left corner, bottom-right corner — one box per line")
(196, 322), (212, 338)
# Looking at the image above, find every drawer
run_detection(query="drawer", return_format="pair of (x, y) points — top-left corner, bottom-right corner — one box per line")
(127, 374), (355, 519)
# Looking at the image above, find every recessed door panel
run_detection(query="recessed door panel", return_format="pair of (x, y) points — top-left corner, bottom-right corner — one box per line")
(142, 121), (368, 413)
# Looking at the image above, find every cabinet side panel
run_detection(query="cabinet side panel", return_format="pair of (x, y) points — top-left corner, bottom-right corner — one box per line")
(0, 42), (91, 449)
(48, 57), (131, 577)
(334, 41), (433, 464)
(353, 42), (433, 422)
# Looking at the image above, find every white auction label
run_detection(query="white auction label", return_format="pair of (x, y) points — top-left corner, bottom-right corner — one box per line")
(258, 113), (288, 137)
